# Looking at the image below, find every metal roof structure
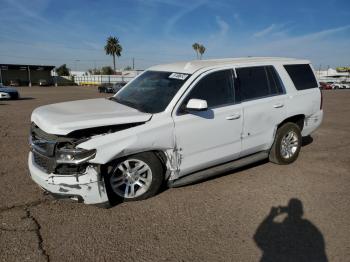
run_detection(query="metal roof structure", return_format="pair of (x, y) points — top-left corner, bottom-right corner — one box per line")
(0, 64), (55, 71)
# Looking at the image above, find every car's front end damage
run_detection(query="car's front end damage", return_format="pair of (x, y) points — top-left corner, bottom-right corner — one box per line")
(27, 97), (158, 205)
(27, 96), (182, 205)
(28, 123), (109, 205)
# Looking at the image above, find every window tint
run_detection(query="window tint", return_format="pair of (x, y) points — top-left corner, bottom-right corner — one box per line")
(284, 64), (318, 90)
(236, 66), (283, 101)
(186, 70), (234, 108)
(266, 66), (284, 94)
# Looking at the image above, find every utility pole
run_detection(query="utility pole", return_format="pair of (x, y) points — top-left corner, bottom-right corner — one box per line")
(132, 58), (135, 70)
(28, 66), (32, 87)
(327, 65), (330, 77)
(0, 67), (2, 85)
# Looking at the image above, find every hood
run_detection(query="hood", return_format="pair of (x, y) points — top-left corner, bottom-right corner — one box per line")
(31, 98), (152, 135)
(0, 86), (18, 93)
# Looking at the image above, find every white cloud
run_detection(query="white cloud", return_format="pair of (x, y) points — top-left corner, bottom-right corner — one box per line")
(254, 24), (282, 37)
(233, 13), (242, 25)
(2, 0), (49, 24)
(164, 0), (207, 36)
(216, 16), (229, 37)
(239, 25), (350, 67)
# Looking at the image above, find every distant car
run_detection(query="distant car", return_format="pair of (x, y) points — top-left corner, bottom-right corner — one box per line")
(0, 85), (20, 99)
(331, 83), (349, 89)
(319, 82), (332, 90)
(98, 82), (127, 93)
(331, 83), (341, 89)
(9, 80), (20, 87)
(39, 79), (49, 86)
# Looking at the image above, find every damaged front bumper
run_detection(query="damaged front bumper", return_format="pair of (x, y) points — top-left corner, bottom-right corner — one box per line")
(28, 152), (109, 205)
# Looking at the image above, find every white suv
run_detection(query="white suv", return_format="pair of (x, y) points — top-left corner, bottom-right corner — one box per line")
(28, 57), (323, 206)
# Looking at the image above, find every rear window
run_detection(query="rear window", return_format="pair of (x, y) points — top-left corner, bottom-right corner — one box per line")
(284, 64), (318, 90)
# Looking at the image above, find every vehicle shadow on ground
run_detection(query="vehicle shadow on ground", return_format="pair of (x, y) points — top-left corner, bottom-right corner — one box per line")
(254, 198), (328, 262)
(17, 97), (35, 100)
(302, 135), (313, 147)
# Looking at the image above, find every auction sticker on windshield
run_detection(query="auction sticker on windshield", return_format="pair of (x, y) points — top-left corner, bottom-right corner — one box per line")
(169, 73), (188, 80)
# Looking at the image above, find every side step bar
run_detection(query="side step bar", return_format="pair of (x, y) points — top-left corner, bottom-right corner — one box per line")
(168, 151), (268, 188)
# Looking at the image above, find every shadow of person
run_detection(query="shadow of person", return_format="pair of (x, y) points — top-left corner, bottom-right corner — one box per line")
(254, 198), (328, 262)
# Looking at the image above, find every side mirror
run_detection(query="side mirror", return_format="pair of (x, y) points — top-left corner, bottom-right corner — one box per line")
(186, 99), (208, 111)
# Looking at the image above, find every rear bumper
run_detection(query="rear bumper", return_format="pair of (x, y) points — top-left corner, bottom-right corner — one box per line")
(28, 152), (109, 205)
(302, 110), (323, 136)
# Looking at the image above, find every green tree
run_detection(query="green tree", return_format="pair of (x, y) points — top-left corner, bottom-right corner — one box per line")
(101, 66), (114, 75)
(198, 44), (206, 60)
(104, 36), (122, 72)
(124, 66), (132, 70)
(56, 64), (70, 76)
(192, 42), (200, 59)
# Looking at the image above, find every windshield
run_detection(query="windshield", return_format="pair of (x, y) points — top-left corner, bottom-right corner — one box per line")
(112, 71), (190, 113)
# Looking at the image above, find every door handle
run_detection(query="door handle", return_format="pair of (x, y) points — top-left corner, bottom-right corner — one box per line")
(226, 114), (241, 120)
(273, 103), (284, 108)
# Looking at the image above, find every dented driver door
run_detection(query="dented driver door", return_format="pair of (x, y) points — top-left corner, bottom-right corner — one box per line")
(172, 69), (243, 177)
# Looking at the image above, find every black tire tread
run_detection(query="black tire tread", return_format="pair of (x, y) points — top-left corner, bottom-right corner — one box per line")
(105, 152), (164, 203)
(269, 122), (302, 165)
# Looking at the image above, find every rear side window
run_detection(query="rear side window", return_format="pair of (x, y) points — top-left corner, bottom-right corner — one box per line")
(186, 69), (235, 108)
(284, 64), (318, 90)
(236, 66), (284, 101)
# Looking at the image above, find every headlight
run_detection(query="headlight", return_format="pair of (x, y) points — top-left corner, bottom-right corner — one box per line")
(56, 148), (96, 164)
(0, 92), (10, 98)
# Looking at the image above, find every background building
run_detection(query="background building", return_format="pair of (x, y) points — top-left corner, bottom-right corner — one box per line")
(0, 64), (54, 86)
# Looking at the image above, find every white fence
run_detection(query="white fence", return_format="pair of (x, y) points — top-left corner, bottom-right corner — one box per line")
(73, 72), (141, 85)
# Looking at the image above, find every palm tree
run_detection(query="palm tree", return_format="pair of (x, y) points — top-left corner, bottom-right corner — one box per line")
(198, 44), (206, 60)
(192, 43), (200, 59)
(104, 36), (122, 72)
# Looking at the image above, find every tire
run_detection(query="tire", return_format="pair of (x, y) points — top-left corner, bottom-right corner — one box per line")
(104, 152), (164, 202)
(269, 122), (302, 165)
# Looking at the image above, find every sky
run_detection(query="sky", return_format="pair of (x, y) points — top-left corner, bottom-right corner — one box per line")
(0, 0), (349, 71)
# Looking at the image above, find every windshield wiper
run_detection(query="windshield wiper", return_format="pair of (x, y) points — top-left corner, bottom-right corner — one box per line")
(109, 97), (146, 113)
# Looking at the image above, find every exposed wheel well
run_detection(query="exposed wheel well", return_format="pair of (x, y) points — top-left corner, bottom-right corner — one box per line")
(107, 150), (168, 172)
(278, 114), (305, 131)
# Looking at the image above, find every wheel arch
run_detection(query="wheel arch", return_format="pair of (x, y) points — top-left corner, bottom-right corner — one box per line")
(103, 149), (170, 176)
(278, 114), (305, 131)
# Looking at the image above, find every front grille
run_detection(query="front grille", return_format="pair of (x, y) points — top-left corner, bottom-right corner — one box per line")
(55, 164), (87, 175)
(31, 137), (56, 156)
(33, 152), (56, 173)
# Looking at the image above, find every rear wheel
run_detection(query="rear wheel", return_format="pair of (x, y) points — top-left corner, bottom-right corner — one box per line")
(105, 152), (164, 201)
(269, 122), (302, 165)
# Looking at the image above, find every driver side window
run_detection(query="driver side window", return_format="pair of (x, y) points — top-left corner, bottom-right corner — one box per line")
(185, 69), (235, 108)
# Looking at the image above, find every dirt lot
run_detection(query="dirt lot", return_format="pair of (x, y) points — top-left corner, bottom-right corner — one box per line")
(0, 86), (349, 262)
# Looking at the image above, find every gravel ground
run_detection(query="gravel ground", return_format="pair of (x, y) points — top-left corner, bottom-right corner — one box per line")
(0, 86), (349, 262)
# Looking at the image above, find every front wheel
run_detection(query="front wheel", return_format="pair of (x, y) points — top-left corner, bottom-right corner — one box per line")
(269, 122), (302, 165)
(105, 152), (164, 202)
